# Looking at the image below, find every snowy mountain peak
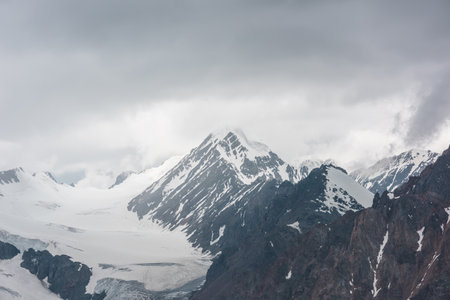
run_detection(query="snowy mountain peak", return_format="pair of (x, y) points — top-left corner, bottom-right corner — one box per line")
(128, 130), (301, 251)
(194, 130), (291, 185)
(128, 131), (374, 253)
(351, 149), (439, 193)
(207, 129), (271, 157)
(0, 168), (24, 185)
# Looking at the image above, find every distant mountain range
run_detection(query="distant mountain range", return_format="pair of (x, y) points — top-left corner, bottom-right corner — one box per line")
(351, 149), (439, 193)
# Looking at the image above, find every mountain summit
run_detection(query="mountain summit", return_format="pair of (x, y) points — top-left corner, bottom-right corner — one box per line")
(198, 129), (299, 184)
(128, 130), (372, 253)
(128, 130), (301, 252)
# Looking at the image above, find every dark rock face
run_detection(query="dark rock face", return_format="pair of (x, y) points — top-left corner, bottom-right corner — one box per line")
(194, 146), (450, 299)
(0, 241), (19, 259)
(192, 166), (367, 300)
(21, 249), (105, 300)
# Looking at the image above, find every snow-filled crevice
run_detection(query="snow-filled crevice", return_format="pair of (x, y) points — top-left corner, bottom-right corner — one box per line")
(287, 221), (301, 234)
(372, 228), (389, 297)
(210, 225), (226, 246)
(416, 227), (425, 252)
(285, 269), (292, 280)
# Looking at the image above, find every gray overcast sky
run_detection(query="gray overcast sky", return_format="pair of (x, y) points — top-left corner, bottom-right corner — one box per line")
(1, 0), (449, 186)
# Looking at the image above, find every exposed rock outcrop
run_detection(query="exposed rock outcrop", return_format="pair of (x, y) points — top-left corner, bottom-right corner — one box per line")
(21, 249), (106, 300)
(0, 241), (20, 259)
(0, 168), (22, 185)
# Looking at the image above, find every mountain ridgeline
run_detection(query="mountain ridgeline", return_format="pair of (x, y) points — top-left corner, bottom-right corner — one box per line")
(127, 130), (372, 254)
(351, 149), (439, 194)
(128, 130), (300, 253)
(193, 146), (450, 300)
(0, 129), (444, 300)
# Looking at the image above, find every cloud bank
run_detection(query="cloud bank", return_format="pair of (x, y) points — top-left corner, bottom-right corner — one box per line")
(0, 0), (449, 186)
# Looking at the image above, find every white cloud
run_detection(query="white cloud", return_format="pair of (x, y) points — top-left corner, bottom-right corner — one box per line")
(0, 0), (449, 186)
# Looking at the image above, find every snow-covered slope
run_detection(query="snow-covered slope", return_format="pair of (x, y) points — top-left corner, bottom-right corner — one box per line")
(267, 164), (373, 236)
(351, 149), (438, 193)
(0, 130), (376, 298)
(322, 165), (374, 211)
(108, 157), (181, 189)
(0, 163), (210, 299)
(109, 156), (181, 191)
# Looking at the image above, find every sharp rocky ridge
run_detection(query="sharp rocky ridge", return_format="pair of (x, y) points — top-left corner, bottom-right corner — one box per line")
(351, 149), (439, 194)
(128, 129), (372, 253)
